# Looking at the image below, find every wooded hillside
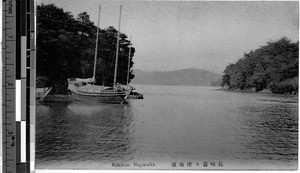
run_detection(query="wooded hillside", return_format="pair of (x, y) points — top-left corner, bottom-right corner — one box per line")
(222, 37), (298, 94)
(37, 4), (135, 91)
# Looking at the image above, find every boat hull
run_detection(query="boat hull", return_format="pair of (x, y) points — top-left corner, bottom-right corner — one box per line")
(69, 90), (127, 104)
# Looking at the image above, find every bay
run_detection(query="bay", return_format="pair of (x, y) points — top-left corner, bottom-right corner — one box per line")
(35, 85), (298, 170)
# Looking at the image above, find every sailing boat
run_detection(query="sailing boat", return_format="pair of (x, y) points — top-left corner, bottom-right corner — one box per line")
(67, 5), (132, 104)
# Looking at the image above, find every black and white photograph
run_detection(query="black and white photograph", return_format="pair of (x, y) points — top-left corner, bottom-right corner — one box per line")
(34, 0), (298, 170)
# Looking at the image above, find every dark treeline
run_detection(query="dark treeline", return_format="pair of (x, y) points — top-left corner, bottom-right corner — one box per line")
(222, 37), (298, 94)
(37, 4), (135, 92)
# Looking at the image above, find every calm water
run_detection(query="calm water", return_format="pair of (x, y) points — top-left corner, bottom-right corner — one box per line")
(35, 85), (298, 170)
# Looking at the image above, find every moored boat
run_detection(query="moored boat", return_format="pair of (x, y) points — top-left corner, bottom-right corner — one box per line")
(68, 78), (132, 104)
(36, 87), (52, 101)
(67, 5), (132, 104)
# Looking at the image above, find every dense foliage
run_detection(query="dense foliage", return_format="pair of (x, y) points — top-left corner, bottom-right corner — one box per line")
(222, 37), (298, 94)
(37, 4), (135, 91)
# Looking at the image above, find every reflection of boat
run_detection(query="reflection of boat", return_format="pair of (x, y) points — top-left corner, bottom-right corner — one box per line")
(36, 87), (52, 101)
(67, 102), (111, 115)
(67, 6), (132, 104)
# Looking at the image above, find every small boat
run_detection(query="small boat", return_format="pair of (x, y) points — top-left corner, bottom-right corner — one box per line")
(128, 91), (144, 99)
(67, 5), (132, 104)
(36, 87), (52, 101)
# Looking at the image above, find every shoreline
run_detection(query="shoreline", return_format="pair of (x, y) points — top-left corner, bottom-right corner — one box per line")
(217, 88), (298, 103)
(38, 92), (144, 103)
(37, 94), (73, 103)
(39, 87), (299, 104)
(219, 87), (298, 95)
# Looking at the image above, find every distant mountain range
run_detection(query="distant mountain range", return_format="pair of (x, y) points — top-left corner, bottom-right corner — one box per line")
(132, 68), (221, 86)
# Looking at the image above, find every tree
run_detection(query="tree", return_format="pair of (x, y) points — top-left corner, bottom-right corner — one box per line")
(37, 4), (136, 92)
(222, 37), (298, 94)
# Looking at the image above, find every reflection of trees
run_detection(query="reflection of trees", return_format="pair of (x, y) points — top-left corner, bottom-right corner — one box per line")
(36, 103), (135, 163)
(237, 103), (298, 161)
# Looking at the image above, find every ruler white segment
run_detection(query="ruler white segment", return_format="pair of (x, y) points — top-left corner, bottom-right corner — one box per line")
(21, 79), (26, 120)
(21, 36), (27, 78)
(31, 143), (35, 171)
(16, 80), (21, 121)
(31, 161), (35, 171)
(21, 121), (26, 162)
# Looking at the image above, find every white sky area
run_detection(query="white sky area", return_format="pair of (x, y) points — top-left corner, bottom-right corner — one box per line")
(24, 1), (300, 73)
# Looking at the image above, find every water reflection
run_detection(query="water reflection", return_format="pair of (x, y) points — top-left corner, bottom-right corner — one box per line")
(36, 102), (135, 163)
(36, 86), (298, 169)
(236, 103), (298, 162)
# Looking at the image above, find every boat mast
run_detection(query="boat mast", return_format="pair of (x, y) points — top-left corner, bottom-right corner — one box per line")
(92, 5), (101, 84)
(113, 5), (122, 89)
(126, 36), (132, 86)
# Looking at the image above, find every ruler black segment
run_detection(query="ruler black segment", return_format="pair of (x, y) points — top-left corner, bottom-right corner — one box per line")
(27, 13), (30, 31)
(26, 162), (30, 173)
(27, 52), (30, 67)
(26, 0), (30, 12)
(27, 30), (30, 46)
(26, 163), (30, 173)
(15, 45), (20, 79)
(16, 0), (20, 79)
(16, 163), (26, 172)
(20, 0), (26, 36)
(26, 105), (30, 123)
(26, 69), (30, 86)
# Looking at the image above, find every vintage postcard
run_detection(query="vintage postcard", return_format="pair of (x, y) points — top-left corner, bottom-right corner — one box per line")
(4, 0), (299, 172)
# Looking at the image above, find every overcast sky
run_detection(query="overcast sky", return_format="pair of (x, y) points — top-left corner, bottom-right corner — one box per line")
(38, 0), (299, 73)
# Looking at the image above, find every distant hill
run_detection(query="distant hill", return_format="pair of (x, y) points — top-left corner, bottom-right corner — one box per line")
(132, 68), (221, 86)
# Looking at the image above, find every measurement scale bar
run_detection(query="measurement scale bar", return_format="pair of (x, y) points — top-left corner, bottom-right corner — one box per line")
(2, 0), (17, 172)
(3, 0), (35, 172)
